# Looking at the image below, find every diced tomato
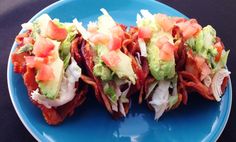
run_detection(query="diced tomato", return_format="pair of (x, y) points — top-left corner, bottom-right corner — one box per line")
(33, 36), (55, 57)
(138, 27), (152, 41)
(155, 14), (174, 32)
(156, 36), (169, 47)
(23, 37), (35, 45)
(25, 56), (48, 69)
(214, 42), (223, 62)
(101, 51), (121, 68)
(159, 43), (175, 61)
(25, 56), (36, 68)
(111, 25), (124, 39)
(15, 30), (31, 45)
(108, 36), (122, 51)
(175, 19), (201, 40)
(89, 33), (110, 45)
(36, 64), (54, 81)
(46, 20), (68, 41)
(157, 36), (178, 51)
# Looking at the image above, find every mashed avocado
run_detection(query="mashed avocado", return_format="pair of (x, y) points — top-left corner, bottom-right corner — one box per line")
(147, 33), (176, 80)
(93, 45), (113, 81)
(93, 63), (113, 81)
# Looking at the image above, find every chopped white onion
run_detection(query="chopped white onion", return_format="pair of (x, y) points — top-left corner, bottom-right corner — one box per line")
(73, 19), (90, 40)
(211, 69), (230, 101)
(36, 14), (51, 37)
(138, 38), (147, 57)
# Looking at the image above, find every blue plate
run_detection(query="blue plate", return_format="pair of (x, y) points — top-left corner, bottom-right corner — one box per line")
(7, 0), (232, 142)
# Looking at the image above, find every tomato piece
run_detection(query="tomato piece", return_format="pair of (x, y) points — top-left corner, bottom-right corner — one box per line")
(33, 36), (55, 57)
(155, 14), (174, 32)
(214, 42), (223, 62)
(23, 37), (35, 45)
(176, 19), (201, 40)
(108, 36), (122, 51)
(89, 33), (110, 45)
(111, 25), (124, 39)
(15, 30), (31, 45)
(36, 64), (54, 81)
(25, 56), (48, 69)
(159, 43), (175, 61)
(101, 51), (120, 67)
(46, 20), (68, 41)
(156, 36), (169, 47)
(138, 27), (152, 40)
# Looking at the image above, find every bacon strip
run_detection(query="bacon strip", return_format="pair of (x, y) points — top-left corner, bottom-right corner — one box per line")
(22, 66), (87, 125)
(11, 32), (89, 125)
(124, 26), (150, 104)
(80, 42), (113, 114)
(11, 52), (29, 74)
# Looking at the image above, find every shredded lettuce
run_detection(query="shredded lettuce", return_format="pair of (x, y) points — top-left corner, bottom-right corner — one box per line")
(104, 84), (117, 103)
(16, 44), (33, 54)
(31, 57), (81, 108)
(137, 10), (159, 32)
(149, 80), (170, 120)
(98, 8), (116, 34)
(31, 14), (51, 39)
(168, 95), (178, 109)
(186, 25), (219, 68)
(138, 38), (147, 57)
(60, 25), (77, 59)
(213, 50), (230, 72)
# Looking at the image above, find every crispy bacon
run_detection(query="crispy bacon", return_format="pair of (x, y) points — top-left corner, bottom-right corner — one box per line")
(123, 26), (151, 104)
(175, 41), (187, 72)
(80, 24), (141, 118)
(71, 35), (85, 64)
(179, 71), (215, 101)
(11, 52), (29, 74)
(22, 66), (88, 125)
(81, 42), (113, 114)
(11, 31), (89, 125)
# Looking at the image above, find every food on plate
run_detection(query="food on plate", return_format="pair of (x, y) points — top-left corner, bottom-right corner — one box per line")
(73, 9), (139, 118)
(11, 9), (230, 123)
(11, 14), (91, 125)
(124, 10), (182, 120)
(123, 10), (230, 120)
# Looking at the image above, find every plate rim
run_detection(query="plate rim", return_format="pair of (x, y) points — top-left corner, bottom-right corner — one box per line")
(7, 0), (232, 141)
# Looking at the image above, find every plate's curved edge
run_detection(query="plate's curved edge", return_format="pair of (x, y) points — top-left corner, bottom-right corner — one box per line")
(213, 76), (232, 141)
(6, 0), (233, 142)
(7, 1), (64, 141)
